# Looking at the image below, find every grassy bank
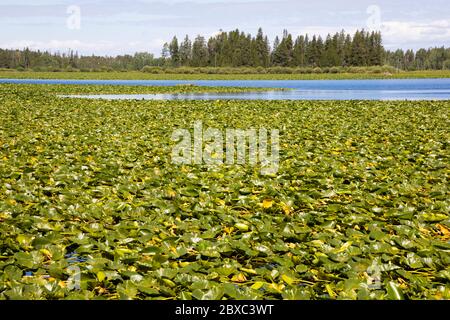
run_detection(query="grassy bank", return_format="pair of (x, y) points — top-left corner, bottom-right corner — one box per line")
(0, 84), (449, 300)
(0, 70), (450, 80)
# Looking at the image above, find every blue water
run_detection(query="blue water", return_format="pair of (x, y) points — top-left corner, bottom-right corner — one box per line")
(2, 78), (450, 100)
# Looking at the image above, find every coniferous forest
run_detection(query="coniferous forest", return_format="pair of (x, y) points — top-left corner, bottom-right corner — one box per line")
(1, 28), (449, 72)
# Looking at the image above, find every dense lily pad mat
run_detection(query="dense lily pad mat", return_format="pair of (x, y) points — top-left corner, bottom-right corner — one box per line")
(0, 83), (278, 96)
(0, 85), (449, 300)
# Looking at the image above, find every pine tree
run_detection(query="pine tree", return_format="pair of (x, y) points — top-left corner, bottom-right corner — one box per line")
(351, 30), (368, 66)
(293, 35), (306, 67)
(322, 34), (339, 67)
(272, 30), (293, 66)
(414, 49), (428, 70)
(191, 35), (208, 67)
(315, 36), (324, 67)
(336, 30), (346, 66)
(239, 33), (253, 66)
(207, 37), (218, 67)
(343, 34), (352, 66)
(306, 35), (316, 66)
(161, 43), (170, 66)
(169, 36), (180, 67)
(404, 49), (415, 70)
(271, 36), (280, 65)
(255, 28), (270, 67)
(392, 49), (405, 69)
(283, 31), (294, 66)
(305, 35), (323, 67)
(179, 35), (192, 66)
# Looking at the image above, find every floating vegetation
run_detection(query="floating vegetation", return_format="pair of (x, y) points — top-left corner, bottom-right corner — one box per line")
(0, 84), (449, 300)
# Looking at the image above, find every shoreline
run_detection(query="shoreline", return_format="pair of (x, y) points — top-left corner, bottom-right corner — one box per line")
(0, 70), (449, 81)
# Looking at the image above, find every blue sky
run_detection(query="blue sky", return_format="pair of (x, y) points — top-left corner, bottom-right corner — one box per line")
(1, 0), (449, 56)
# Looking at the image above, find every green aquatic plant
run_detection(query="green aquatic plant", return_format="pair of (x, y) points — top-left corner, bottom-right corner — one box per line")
(0, 84), (449, 300)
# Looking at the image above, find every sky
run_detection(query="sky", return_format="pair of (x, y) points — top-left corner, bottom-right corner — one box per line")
(1, 0), (449, 56)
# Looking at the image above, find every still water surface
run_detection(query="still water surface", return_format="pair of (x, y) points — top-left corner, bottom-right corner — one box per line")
(2, 78), (450, 100)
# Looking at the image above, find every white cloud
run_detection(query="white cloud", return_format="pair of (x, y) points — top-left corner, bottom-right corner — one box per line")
(0, 0), (64, 5)
(281, 26), (356, 38)
(1, 1), (449, 54)
(0, 38), (166, 55)
(381, 19), (450, 48)
(1, 40), (114, 52)
(85, 13), (180, 24)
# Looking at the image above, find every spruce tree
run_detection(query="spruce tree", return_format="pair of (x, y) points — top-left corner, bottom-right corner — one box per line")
(179, 35), (192, 66)
(169, 36), (180, 67)
(191, 35), (208, 67)
(255, 28), (270, 67)
(271, 36), (280, 65)
(161, 43), (170, 65)
(293, 35), (306, 67)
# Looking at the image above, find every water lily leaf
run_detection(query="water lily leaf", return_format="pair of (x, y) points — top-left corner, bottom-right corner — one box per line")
(386, 282), (404, 300)
(420, 213), (447, 222)
(141, 246), (162, 255)
(192, 286), (224, 300)
(97, 271), (106, 282)
(117, 281), (138, 300)
(14, 251), (43, 269)
(234, 223), (249, 232)
(404, 253), (424, 269)
(231, 273), (247, 283)
(281, 274), (295, 285)
(251, 281), (265, 290)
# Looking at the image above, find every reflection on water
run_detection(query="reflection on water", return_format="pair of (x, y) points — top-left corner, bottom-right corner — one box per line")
(60, 88), (450, 101)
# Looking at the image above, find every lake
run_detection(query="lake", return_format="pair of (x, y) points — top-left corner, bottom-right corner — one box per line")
(2, 78), (450, 100)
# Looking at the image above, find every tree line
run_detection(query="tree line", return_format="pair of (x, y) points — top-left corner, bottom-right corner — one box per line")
(0, 48), (158, 72)
(0, 28), (449, 71)
(163, 29), (384, 68)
